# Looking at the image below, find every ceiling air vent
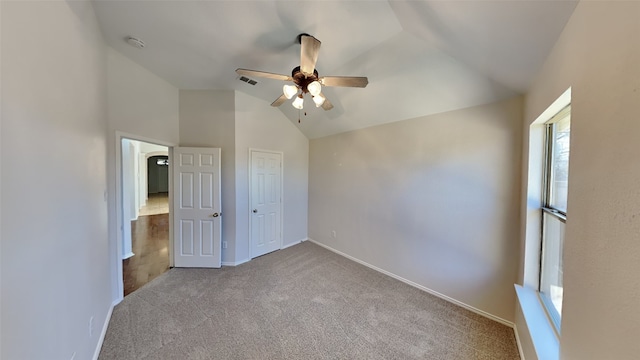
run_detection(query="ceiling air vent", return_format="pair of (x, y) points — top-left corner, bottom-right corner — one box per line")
(239, 76), (258, 86)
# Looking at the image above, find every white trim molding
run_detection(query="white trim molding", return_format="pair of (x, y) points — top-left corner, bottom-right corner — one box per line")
(281, 239), (304, 250)
(92, 300), (116, 360)
(113, 131), (177, 304)
(222, 258), (250, 267)
(308, 238), (515, 327)
(514, 323), (527, 360)
(515, 285), (559, 360)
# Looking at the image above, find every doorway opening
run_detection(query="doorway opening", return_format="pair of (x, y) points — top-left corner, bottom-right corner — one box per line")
(120, 139), (170, 296)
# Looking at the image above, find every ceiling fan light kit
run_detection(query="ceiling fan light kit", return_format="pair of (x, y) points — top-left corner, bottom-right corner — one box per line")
(283, 84), (298, 99)
(236, 33), (368, 113)
(307, 80), (322, 97)
(292, 95), (305, 110)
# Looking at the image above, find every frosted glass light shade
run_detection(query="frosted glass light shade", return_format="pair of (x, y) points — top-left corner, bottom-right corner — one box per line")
(283, 84), (298, 99)
(292, 96), (304, 109)
(313, 93), (326, 107)
(307, 81), (322, 96)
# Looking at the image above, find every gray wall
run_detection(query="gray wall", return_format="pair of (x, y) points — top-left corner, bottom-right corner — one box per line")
(309, 97), (523, 322)
(1, 2), (111, 359)
(234, 92), (309, 261)
(179, 90), (237, 263)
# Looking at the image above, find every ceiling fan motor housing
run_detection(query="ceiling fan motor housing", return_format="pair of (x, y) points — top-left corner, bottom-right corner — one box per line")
(291, 66), (319, 93)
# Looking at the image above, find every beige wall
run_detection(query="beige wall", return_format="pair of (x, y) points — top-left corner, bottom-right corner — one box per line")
(179, 90), (237, 263)
(106, 47), (179, 300)
(234, 92), (309, 261)
(107, 48), (179, 145)
(1, 2), (111, 359)
(518, 2), (640, 359)
(309, 97), (523, 322)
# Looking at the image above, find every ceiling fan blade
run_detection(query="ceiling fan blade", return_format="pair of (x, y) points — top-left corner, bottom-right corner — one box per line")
(300, 35), (321, 77)
(236, 68), (292, 81)
(321, 97), (334, 111)
(320, 76), (369, 88)
(271, 94), (288, 107)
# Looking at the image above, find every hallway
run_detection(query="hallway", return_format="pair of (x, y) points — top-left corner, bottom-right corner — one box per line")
(123, 193), (169, 296)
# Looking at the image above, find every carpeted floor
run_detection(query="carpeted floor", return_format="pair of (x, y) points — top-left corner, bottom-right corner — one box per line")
(99, 241), (520, 360)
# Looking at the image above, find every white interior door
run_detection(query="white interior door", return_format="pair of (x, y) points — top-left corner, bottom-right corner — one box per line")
(173, 147), (221, 268)
(250, 150), (282, 258)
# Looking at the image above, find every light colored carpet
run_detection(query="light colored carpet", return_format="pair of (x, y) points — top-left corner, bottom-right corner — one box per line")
(99, 241), (520, 360)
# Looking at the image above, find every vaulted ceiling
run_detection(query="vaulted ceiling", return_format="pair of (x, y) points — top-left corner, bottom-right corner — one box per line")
(93, 0), (578, 139)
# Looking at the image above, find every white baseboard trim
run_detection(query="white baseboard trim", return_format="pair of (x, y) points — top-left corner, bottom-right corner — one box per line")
(222, 258), (250, 267)
(514, 323), (526, 360)
(222, 239), (306, 267)
(122, 252), (135, 260)
(308, 238), (514, 328)
(281, 239), (304, 250)
(92, 300), (116, 360)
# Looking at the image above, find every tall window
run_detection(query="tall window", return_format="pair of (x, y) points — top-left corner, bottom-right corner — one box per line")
(540, 105), (570, 331)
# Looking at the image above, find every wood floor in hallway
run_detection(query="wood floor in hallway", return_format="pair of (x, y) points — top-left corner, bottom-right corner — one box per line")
(123, 212), (170, 296)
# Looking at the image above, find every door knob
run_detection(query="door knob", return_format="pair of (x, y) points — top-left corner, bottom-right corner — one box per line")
(212, 212), (220, 218)
(252, 209), (257, 213)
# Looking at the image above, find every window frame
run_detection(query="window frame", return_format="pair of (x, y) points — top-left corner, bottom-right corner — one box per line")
(539, 105), (571, 333)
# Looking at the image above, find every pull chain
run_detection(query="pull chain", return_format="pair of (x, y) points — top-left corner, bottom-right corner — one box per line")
(298, 109), (308, 123)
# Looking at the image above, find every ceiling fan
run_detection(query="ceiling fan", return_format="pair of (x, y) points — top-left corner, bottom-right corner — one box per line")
(236, 33), (368, 111)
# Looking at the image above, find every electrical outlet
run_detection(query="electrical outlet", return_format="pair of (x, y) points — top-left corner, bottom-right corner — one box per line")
(89, 316), (94, 338)
(331, 230), (337, 239)
(222, 241), (228, 249)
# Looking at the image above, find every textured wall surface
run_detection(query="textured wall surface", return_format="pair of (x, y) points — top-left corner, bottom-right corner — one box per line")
(309, 97), (523, 322)
(107, 48), (179, 145)
(519, 2), (640, 359)
(1, 2), (111, 359)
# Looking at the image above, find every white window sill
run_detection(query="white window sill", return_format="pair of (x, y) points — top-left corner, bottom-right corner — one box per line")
(515, 285), (559, 360)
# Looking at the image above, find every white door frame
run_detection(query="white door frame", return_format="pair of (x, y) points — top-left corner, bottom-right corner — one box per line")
(114, 131), (175, 303)
(248, 148), (284, 258)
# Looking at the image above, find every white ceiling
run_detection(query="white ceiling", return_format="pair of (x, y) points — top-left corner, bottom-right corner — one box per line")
(93, 0), (578, 139)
